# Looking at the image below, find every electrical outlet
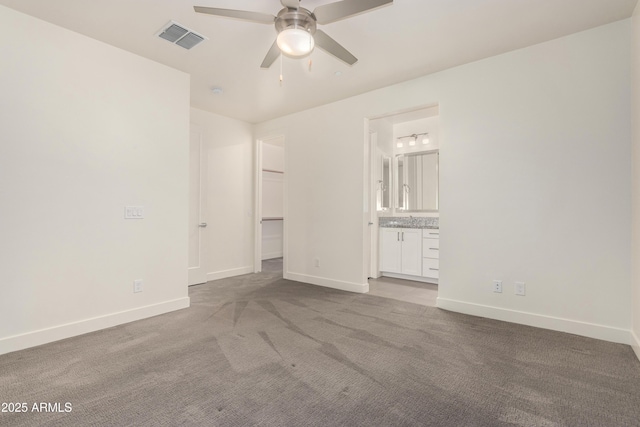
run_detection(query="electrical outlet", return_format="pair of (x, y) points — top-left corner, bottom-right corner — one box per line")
(133, 279), (143, 293)
(493, 280), (502, 293)
(314, 258), (320, 268)
(515, 281), (526, 296)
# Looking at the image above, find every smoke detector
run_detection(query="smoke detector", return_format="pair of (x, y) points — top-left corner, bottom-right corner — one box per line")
(156, 21), (207, 50)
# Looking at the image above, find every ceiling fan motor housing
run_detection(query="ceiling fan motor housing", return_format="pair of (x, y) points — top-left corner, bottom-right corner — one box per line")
(275, 8), (317, 35)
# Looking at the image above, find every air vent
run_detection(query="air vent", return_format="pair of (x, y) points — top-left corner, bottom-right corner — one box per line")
(156, 21), (206, 50)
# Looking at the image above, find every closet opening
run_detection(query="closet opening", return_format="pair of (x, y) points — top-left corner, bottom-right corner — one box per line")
(255, 136), (285, 274)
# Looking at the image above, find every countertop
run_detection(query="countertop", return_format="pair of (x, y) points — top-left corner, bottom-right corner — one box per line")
(378, 217), (439, 229)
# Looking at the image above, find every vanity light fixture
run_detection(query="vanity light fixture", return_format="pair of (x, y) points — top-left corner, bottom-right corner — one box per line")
(397, 132), (429, 147)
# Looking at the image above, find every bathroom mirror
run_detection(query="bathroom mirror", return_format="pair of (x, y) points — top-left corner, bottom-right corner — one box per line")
(379, 156), (391, 210)
(396, 150), (439, 212)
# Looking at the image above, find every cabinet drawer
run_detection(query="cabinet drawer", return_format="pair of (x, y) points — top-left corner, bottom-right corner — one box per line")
(423, 229), (440, 238)
(423, 238), (439, 259)
(422, 258), (439, 279)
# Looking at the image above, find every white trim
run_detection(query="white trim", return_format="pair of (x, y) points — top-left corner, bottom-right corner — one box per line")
(436, 297), (632, 345)
(0, 297), (190, 356)
(207, 266), (253, 281)
(287, 272), (369, 294)
(254, 139), (263, 273)
(382, 272), (438, 284)
(631, 329), (640, 362)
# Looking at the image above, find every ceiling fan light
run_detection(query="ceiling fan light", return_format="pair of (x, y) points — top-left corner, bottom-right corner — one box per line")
(277, 28), (314, 57)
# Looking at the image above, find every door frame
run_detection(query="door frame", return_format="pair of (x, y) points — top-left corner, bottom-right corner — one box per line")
(188, 124), (207, 286)
(254, 139), (263, 272)
(364, 121), (381, 282)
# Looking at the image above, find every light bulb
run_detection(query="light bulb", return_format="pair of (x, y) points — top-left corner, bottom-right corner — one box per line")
(277, 29), (314, 57)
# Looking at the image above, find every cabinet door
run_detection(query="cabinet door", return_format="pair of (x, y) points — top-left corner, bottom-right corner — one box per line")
(380, 228), (402, 273)
(401, 229), (422, 276)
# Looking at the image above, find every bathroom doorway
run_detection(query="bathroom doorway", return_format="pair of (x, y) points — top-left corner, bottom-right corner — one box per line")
(365, 106), (440, 306)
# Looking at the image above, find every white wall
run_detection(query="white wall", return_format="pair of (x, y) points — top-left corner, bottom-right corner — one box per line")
(263, 143), (285, 172)
(190, 108), (255, 280)
(256, 20), (633, 344)
(631, 4), (640, 361)
(257, 101), (369, 292)
(0, 5), (190, 355)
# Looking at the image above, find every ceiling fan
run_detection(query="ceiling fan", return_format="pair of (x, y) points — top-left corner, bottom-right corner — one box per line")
(194, 0), (393, 69)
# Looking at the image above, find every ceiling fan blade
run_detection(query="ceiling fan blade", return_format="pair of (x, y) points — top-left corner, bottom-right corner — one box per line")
(261, 40), (281, 69)
(313, 29), (357, 65)
(313, 0), (393, 25)
(193, 6), (275, 24)
(280, 0), (300, 9)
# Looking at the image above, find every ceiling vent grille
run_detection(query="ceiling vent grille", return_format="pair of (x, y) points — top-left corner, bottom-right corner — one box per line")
(156, 21), (206, 50)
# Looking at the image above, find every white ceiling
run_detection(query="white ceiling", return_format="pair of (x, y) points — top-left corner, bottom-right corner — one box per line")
(0, 0), (636, 123)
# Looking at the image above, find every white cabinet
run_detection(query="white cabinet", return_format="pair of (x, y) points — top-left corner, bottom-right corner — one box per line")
(380, 227), (439, 282)
(380, 228), (422, 276)
(422, 229), (439, 280)
(380, 228), (401, 273)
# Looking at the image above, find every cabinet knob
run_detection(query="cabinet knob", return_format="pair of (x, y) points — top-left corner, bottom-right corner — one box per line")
(199, 223), (208, 228)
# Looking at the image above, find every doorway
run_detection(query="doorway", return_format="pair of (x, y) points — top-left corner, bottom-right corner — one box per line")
(365, 106), (440, 305)
(254, 136), (285, 274)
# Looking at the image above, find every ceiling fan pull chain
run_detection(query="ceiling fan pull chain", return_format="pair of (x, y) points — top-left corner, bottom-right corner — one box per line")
(308, 59), (312, 72)
(279, 54), (284, 86)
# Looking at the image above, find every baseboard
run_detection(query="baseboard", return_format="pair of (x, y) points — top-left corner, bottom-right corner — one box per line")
(381, 272), (438, 284)
(286, 272), (369, 294)
(436, 297), (631, 345)
(0, 297), (190, 356)
(631, 329), (640, 362)
(207, 266), (253, 281)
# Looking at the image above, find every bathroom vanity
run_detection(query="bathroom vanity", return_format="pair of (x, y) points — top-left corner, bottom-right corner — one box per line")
(376, 146), (439, 284)
(379, 217), (439, 284)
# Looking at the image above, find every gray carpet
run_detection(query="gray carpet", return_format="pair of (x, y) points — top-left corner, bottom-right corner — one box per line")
(1, 268), (640, 427)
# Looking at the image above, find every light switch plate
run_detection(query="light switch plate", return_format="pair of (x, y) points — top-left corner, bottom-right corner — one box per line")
(125, 206), (144, 219)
